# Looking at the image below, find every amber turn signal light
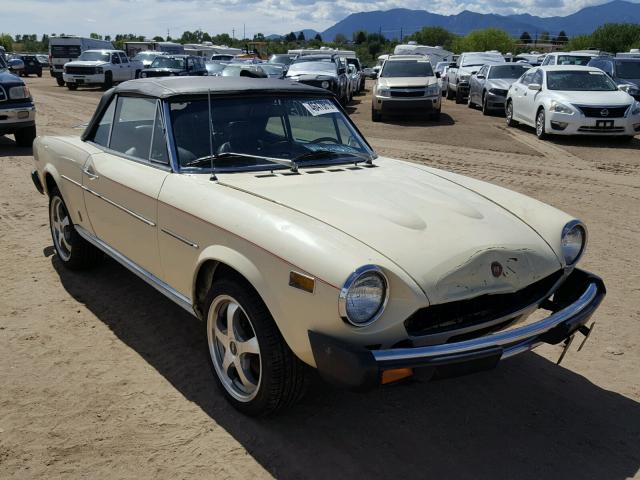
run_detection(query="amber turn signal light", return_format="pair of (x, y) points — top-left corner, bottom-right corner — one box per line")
(381, 368), (413, 384)
(289, 271), (315, 293)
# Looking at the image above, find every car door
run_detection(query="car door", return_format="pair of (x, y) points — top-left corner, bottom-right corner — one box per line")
(511, 70), (533, 123)
(82, 94), (171, 278)
(472, 66), (487, 103)
(119, 53), (133, 79)
(110, 52), (123, 81)
(521, 69), (543, 123)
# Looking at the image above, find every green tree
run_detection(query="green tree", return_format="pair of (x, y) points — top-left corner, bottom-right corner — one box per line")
(297, 31), (305, 41)
(539, 31), (550, 43)
(368, 41), (382, 57)
(454, 28), (515, 53)
(202, 32), (212, 42)
(410, 26), (455, 50)
(90, 32), (102, 40)
(353, 30), (367, 44)
(565, 34), (593, 51)
(519, 31), (532, 44)
(556, 30), (568, 44)
(254, 33), (265, 41)
(285, 32), (296, 42)
(0, 33), (13, 51)
(314, 33), (322, 42)
(591, 23), (640, 53)
(334, 33), (347, 45)
(153, 36), (164, 42)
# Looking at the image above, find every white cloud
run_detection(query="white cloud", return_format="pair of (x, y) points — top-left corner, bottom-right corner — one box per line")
(1, 0), (635, 38)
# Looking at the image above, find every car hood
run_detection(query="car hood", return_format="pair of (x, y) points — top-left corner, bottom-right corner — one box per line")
(378, 76), (437, 88)
(486, 78), (517, 90)
(219, 157), (561, 304)
(547, 89), (633, 105)
(65, 60), (108, 67)
(0, 69), (23, 83)
(287, 70), (337, 80)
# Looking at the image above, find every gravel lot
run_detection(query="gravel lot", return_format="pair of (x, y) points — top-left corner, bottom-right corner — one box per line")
(1, 77), (639, 479)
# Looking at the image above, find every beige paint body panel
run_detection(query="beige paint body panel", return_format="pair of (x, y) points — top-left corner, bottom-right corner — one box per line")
(82, 151), (169, 278)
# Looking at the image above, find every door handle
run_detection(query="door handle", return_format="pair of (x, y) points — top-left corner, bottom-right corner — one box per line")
(83, 167), (99, 180)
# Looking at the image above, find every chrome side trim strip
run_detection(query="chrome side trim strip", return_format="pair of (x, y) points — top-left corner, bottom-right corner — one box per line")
(75, 225), (195, 316)
(161, 228), (199, 249)
(372, 282), (598, 363)
(63, 174), (156, 227)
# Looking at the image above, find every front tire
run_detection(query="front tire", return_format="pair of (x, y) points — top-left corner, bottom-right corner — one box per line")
(14, 126), (36, 147)
(506, 100), (518, 127)
(536, 108), (548, 140)
(371, 106), (382, 122)
(102, 71), (113, 90)
(205, 277), (308, 416)
(482, 94), (490, 115)
(446, 86), (454, 100)
(455, 88), (464, 104)
(49, 188), (102, 270)
(56, 77), (65, 87)
(67, 83), (78, 91)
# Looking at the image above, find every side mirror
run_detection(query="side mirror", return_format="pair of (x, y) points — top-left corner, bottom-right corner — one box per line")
(449, 62), (457, 68)
(476, 75), (485, 79)
(8, 58), (24, 72)
(435, 72), (441, 78)
(528, 83), (542, 91)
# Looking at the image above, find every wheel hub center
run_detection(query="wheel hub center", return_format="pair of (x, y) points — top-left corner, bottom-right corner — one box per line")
(229, 341), (237, 355)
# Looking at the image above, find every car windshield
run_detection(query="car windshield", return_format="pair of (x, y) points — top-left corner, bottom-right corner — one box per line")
(269, 55), (294, 65)
(556, 55), (593, 66)
(287, 61), (336, 74)
(151, 56), (185, 69)
(489, 65), (530, 79)
(133, 52), (157, 61)
(169, 96), (373, 173)
(616, 60), (640, 79)
(462, 55), (503, 67)
(381, 60), (433, 77)
(546, 70), (618, 91)
(79, 51), (110, 62)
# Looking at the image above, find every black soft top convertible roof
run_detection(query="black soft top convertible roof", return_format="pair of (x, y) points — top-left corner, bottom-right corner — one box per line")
(82, 77), (331, 141)
(115, 76), (327, 99)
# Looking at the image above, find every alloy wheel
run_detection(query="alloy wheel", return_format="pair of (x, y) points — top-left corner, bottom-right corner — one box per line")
(208, 295), (262, 402)
(50, 196), (72, 261)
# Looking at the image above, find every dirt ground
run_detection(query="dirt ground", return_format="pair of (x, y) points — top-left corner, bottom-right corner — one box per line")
(1, 77), (639, 479)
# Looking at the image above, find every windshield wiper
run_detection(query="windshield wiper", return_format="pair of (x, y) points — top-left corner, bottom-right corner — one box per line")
(185, 151), (299, 172)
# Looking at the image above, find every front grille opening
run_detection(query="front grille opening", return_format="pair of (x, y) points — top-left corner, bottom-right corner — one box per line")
(404, 271), (563, 337)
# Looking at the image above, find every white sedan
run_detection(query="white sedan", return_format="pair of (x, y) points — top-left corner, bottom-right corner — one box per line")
(506, 65), (640, 140)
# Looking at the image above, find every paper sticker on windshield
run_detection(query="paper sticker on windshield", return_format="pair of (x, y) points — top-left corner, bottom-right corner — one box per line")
(302, 99), (340, 116)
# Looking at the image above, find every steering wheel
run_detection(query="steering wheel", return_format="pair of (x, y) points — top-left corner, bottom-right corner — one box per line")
(310, 137), (340, 144)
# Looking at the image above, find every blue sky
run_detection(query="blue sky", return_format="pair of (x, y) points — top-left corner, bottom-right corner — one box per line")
(1, 0), (631, 38)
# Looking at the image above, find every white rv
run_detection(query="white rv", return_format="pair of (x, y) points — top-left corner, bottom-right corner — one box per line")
(183, 43), (241, 57)
(48, 36), (114, 86)
(393, 43), (454, 64)
(123, 41), (184, 57)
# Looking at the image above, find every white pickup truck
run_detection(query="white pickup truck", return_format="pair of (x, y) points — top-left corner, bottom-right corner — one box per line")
(63, 50), (143, 90)
(446, 51), (504, 103)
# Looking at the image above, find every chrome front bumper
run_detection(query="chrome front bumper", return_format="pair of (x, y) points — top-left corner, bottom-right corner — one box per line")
(309, 269), (606, 390)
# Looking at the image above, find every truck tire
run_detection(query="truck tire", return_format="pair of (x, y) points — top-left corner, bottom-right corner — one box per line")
(371, 106), (381, 122)
(455, 88), (464, 104)
(67, 83), (78, 91)
(205, 276), (308, 416)
(102, 71), (113, 90)
(56, 77), (65, 87)
(446, 86), (454, 100)
(14, 126), (36, 147)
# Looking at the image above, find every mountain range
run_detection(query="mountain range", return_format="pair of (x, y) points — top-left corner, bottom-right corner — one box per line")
(309, 0), (640, 41)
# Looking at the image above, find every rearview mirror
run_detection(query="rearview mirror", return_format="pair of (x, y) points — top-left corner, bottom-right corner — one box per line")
(528, 83), (542, 91)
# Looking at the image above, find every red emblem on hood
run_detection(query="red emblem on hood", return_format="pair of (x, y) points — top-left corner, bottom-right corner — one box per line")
(491, 261), (503, 278)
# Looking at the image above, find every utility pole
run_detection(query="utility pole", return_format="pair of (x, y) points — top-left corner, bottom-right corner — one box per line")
(166, 28), (169, 40)
(243, 24), (246, 40)
(400, 27), (403, 42)
(232, 28), (235, 40)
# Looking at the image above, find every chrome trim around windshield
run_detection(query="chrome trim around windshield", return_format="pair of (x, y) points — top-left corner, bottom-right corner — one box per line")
(162, 99), (180, 172)
(339, 265), (389, 327)
(75, 225), (195, 315)
(372, 281), (599, 363)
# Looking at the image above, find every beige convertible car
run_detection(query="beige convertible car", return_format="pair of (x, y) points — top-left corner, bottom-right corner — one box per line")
(31, 77), (605, 416)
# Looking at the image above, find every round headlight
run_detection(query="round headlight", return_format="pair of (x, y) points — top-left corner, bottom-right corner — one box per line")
(561, 220), (587, 266)
(321, 80), (330, 89)
(339, 266), (388, 327)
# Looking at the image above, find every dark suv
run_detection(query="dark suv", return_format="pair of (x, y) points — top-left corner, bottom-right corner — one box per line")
(140, 55), (208, 78)
(0, 56), (37, 146)
(16, 55), (43, 77)
(588, 56), (640, 100)
(285, 54), (350, 105)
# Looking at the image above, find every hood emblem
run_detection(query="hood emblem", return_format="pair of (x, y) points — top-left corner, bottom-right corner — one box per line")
(491, 261), (503, 278)
(600, 109), (609, 117)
